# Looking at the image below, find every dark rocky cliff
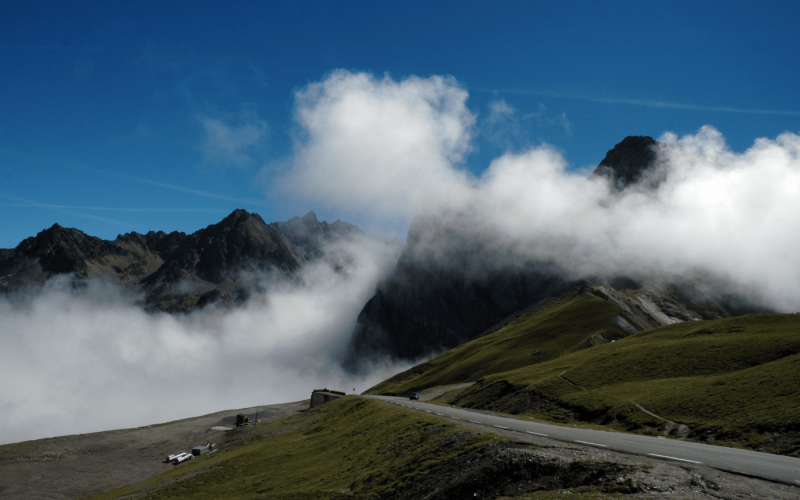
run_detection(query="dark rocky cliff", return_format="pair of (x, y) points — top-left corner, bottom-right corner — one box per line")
(144, 210), (298, 286)
(589, 135), (658, 190)
(1, 224), (124, 278)
(345, 209), (578, 365)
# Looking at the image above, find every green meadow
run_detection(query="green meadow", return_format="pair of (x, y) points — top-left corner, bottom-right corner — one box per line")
(83, 398), (498, 500)
(368, 289), (800, 453)
(367, 288), (626, 397)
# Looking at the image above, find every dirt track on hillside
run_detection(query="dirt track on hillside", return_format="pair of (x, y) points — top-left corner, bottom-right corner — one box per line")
(0, 401), (308, 499)
(419, 382), (475, 401)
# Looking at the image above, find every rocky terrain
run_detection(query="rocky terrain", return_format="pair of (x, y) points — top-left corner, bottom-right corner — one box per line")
(345, 212), (579, 363)
(0, 209), (395, 313)
(588, 135), (659, 190)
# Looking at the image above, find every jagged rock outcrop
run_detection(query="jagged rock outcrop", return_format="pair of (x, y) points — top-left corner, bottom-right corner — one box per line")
(0, 209), (376, 313)
(589, 135), (658, 190)
(139, 209), (300, 311)
(344, 209), (580, 365)
(2, 223), (130, 278)
(270, 211), (364, 263)
(0, 224), (185, 290)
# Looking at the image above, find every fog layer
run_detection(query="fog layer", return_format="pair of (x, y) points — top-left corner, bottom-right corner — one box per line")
(0, 236), (403, 445)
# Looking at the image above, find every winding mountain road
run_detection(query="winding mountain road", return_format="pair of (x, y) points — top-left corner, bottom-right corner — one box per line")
(369, 395), (799, 486)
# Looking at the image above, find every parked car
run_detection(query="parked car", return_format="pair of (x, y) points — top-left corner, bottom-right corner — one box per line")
(409, 392), (419, 400)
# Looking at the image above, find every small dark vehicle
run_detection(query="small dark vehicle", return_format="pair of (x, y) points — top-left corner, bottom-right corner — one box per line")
(409, 392), (419, 400)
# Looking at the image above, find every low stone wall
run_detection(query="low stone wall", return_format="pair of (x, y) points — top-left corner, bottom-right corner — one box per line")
(310, 389), (346, 408)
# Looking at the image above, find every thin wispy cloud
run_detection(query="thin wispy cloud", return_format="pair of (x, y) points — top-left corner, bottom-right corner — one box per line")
(0, 202), (134, 228)
(0, 194), (234, 233)
(0, 203), (225, 213)
(119, 176), (269, 206)
(0, 194), (227, 213)
(524, 103), (572, 135)
(197, 111), (269, 169)
(482, 100), (571, 152)
(0, 146), (270, 207)
(475, 88), (800, 117)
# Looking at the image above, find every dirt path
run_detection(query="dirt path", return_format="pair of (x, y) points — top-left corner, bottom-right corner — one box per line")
(633, 402), (690, 438)
(558, 370), (584, 390)
(0, 401), (308, 500)
(557, 372), (690, 437)
(419, 382), (475, 401)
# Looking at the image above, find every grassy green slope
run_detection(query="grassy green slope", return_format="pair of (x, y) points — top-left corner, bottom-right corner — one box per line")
(457, 313), (800, 451)
(366, 288), (626, 396)
(83, 398), (639, 500)
(83, 398), (499, 500)
(367, 287), (800, 453)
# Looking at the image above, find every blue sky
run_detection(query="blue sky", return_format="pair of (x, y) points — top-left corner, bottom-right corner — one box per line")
(1, 0), (798, 248)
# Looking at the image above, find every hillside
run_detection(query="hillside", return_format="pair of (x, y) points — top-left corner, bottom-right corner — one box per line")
(366, 286), (800, 455)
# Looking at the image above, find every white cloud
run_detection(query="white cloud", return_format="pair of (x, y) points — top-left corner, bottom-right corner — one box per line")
(198, 111), (268, 168)
(488, 99), (514, 121)
(523, 103), (572, 134)
(482, 100), (572, 153)
(283, 70), (475, 230)
(456, 126), (800, 311)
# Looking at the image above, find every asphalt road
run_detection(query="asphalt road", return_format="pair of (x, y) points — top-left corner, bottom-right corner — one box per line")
(369, 395), (800, 486)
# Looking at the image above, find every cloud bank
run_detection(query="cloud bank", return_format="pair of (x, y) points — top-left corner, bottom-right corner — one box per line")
(0, 236), (403, 445)
(286, 71), (800, 311)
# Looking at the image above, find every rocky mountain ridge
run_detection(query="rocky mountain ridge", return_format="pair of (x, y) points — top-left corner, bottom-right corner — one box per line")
(0, 209), (388, 313)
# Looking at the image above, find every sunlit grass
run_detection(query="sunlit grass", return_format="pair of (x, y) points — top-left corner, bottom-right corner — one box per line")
(82, 397), (499, 499)
(368, 287), (800, 451)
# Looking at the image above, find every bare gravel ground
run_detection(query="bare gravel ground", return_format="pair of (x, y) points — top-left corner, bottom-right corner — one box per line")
(0, 401), (308, 499)
(453, 420), (800, 499)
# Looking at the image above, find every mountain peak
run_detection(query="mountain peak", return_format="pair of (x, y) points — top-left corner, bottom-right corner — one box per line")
(218, 209), (266, 227)
(590, 135), (658, 190)
(301, 211), (319, 224)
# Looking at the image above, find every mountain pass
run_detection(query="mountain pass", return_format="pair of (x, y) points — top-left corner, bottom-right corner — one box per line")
(369, 395), (799, 486)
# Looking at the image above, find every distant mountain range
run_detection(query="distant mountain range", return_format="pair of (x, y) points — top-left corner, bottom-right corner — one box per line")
(0, 210), (396, 313)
